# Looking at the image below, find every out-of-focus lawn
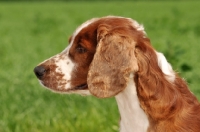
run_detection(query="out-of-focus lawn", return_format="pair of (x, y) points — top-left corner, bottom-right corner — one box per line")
(0, 1), (200, 132)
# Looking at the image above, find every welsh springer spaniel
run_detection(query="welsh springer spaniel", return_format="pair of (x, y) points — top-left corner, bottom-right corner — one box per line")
(34, 16), (200, 132)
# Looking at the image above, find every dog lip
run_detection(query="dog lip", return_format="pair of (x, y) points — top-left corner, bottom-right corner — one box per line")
(74, 84), (88, 90)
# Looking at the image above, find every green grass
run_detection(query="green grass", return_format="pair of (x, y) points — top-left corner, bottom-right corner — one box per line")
(0, 1), (200, 132)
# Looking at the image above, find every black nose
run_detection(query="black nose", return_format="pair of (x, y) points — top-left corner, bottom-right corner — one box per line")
(34, 66), (46, 79)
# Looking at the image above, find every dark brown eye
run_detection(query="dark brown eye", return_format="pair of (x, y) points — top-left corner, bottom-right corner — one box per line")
(76, 45), (87, 53)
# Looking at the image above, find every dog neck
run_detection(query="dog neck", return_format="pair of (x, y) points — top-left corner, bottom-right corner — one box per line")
(115, 75), (149, 132)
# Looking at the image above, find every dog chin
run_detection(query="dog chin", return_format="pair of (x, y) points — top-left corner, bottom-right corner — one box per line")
(38, 80), (91, 96)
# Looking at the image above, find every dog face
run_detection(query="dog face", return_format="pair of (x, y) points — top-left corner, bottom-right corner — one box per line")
(34, 16), (147, 97)
(34, 18), (100, 95)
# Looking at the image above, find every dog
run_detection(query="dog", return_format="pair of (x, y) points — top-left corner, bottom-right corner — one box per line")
(34, 16), (200, 132)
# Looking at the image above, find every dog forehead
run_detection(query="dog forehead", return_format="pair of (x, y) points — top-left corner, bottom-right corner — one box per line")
(61, 18), (99, 54)
(70, 18), (99, 44)
(73, 16), (145, 37)
(67, 16), (145, 50)
(70, 16), (128, 41)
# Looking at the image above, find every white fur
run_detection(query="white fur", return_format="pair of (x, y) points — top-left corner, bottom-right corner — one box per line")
(38, 52), (75, 90)
(54, 54), (74, 89)
(103, 16), (146, 34)
(128, 18), (146, 34)
(156, 52), (175, 82)
(61, 18), (98, 54)
(115, 74), (149, 132)
(71, 18), (99, 46)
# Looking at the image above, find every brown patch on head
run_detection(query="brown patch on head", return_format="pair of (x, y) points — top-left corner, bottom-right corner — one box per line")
(68, 21), (99, 89)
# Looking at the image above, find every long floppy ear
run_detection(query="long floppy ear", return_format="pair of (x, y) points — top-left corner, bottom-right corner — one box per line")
(87, 24), (138, 98)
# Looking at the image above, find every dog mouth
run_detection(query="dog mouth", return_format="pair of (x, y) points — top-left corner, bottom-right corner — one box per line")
(39, 79), (88, 93)
(74, 84), (88, 90)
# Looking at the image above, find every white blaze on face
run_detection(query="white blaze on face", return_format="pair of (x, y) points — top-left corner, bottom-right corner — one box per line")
(61, 17), (99, 53)
(47, 18), (99, 90)
(54, 51), (75, 89)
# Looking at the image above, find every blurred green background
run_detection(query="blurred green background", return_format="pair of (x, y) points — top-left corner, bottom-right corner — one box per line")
(0, 1), (200, 132)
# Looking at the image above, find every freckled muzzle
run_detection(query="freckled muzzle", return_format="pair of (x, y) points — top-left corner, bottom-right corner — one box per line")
(33, 57), (67, 90)
(33, 54), (89, 94)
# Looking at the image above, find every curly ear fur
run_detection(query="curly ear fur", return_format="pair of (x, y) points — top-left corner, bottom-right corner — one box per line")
(135, 39), (200, 131)
(87, 24), (138, 98)
(134, 39), (181, 120)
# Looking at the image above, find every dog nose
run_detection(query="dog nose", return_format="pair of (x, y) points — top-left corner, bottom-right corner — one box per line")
(34, 66), (46, 79)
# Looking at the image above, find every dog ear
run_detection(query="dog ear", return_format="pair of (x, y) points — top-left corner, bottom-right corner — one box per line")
(87, 24), (138, 98)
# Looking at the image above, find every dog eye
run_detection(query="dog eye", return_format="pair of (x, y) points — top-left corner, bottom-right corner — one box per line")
(76, 45), (87, 53)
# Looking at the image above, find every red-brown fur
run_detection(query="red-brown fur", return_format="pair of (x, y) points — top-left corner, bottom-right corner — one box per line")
(134, 34), (200, 131)
(35, 16), (200, 131)
(71, 17), (200, 131)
